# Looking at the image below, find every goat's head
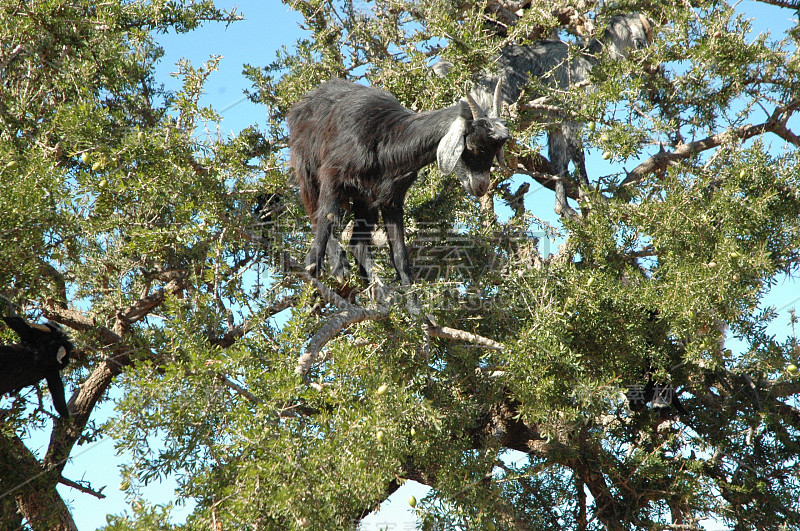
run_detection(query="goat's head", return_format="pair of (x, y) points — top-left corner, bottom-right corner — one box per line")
(2, 316), (73, 369)
(604, 13), (656, 58)
(437, 81), (509, 197)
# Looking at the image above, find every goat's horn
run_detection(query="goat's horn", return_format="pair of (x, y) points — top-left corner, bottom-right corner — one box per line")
(28, 322), (51, 333)
(464, 93), (485, 119)
(639, 14), (654, 43)
(492, 77), (504, 118)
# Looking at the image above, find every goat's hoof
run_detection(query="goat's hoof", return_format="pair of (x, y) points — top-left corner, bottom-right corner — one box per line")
(405, 299), (424, 319)
(329, 261), (351, 285)
(304, 263), (324, 278)
(366, 282), (392, 306)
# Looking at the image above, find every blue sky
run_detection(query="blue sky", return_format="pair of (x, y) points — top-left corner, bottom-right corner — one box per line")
(17, 1), (800, 529)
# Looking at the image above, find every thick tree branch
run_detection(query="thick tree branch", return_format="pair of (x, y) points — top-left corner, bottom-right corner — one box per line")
(753, 0), (800, 8)
(620, 122), (771, 187)
(296, 304), (390, 374)
(38, 276), (187, 472)
(620, 104), (800, 188)
(114, 272), (188, 335)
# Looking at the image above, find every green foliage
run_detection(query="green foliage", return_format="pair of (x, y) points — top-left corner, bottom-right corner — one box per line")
(102, 500), (179, 531)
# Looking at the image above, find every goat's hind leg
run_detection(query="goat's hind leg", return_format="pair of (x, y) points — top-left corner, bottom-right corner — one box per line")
(563, 120), (589, 187)
(548, 128), (580, 219)
(350, 200), (379, 282)
(306, 179), (349, 279)
(326, 238), (350, 284)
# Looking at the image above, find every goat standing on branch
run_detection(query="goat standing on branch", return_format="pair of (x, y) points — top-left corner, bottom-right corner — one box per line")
(288, 78), (509, 298)
(470, 13), (655, 216)
(0, 315), (74, 418)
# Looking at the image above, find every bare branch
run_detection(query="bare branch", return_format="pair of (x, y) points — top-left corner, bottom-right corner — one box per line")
(296, 304), (390, 374)
(620, 104), (800, 188)
(215, 373), (263, 405)
(58, 476), (106, 499)
(425, 325), (504, 350)
(209, 294), (297, 349)
(0, 43), (24, 72)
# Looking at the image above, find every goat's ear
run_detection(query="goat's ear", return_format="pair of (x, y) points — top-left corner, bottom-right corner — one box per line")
(57, 346), (68, 364)
(437, 117), (467, 175)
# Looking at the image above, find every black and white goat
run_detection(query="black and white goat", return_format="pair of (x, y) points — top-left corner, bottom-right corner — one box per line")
(288, 78), (509, 292)
(470, 13), (654, 214)
(0, 316), (74, 417)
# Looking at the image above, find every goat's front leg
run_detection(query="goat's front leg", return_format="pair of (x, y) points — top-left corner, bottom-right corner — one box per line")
(381, 204), (432, 322)
(46, 372), (69, 418)
(326, 238), (350, 284)
(350, 201), (389, 304)
(548, 129), (580, 219)
(380, 204), (413, 286)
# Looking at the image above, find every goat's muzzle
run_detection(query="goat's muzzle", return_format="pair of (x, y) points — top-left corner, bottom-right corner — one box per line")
(455, 161), (491, 197)
(471, 177), (491, 197)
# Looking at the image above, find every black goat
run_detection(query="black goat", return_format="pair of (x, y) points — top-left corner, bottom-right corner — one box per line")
(470, 13), (654, 214)
(288, 78), (509, 292)
(0, 316), (74, 417)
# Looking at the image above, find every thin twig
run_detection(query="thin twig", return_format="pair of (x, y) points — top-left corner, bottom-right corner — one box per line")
(58, 476), (106, 499)
(215, 373), (263, 405)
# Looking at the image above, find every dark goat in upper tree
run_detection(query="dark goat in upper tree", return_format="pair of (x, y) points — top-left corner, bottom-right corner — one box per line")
(288, 78), (509, 290)
(470, 13), (654, 214)
(0, 316), (74, 417)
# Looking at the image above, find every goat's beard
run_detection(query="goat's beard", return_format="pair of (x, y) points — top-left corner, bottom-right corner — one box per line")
(453, 160), (491, 197)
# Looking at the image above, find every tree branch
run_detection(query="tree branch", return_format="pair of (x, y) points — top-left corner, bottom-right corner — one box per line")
(296, 304), (390, 374)
(425, 325), (504, 350)
(214, 373), (263, 405)
(114, 272), (188, 335)
(620, 104), (800, 188)
(0, 430), (78, 531)
(752, 0), (800, 8)
(0, 43), (24, 72)
(208, 294), (297, 349)
(58, 476), (106, 499)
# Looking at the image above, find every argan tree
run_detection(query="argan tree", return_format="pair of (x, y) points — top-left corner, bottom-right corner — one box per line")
(2, 0), (800, 530)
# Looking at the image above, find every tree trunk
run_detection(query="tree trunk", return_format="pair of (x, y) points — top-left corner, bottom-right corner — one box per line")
(0, 429), (77, 531)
